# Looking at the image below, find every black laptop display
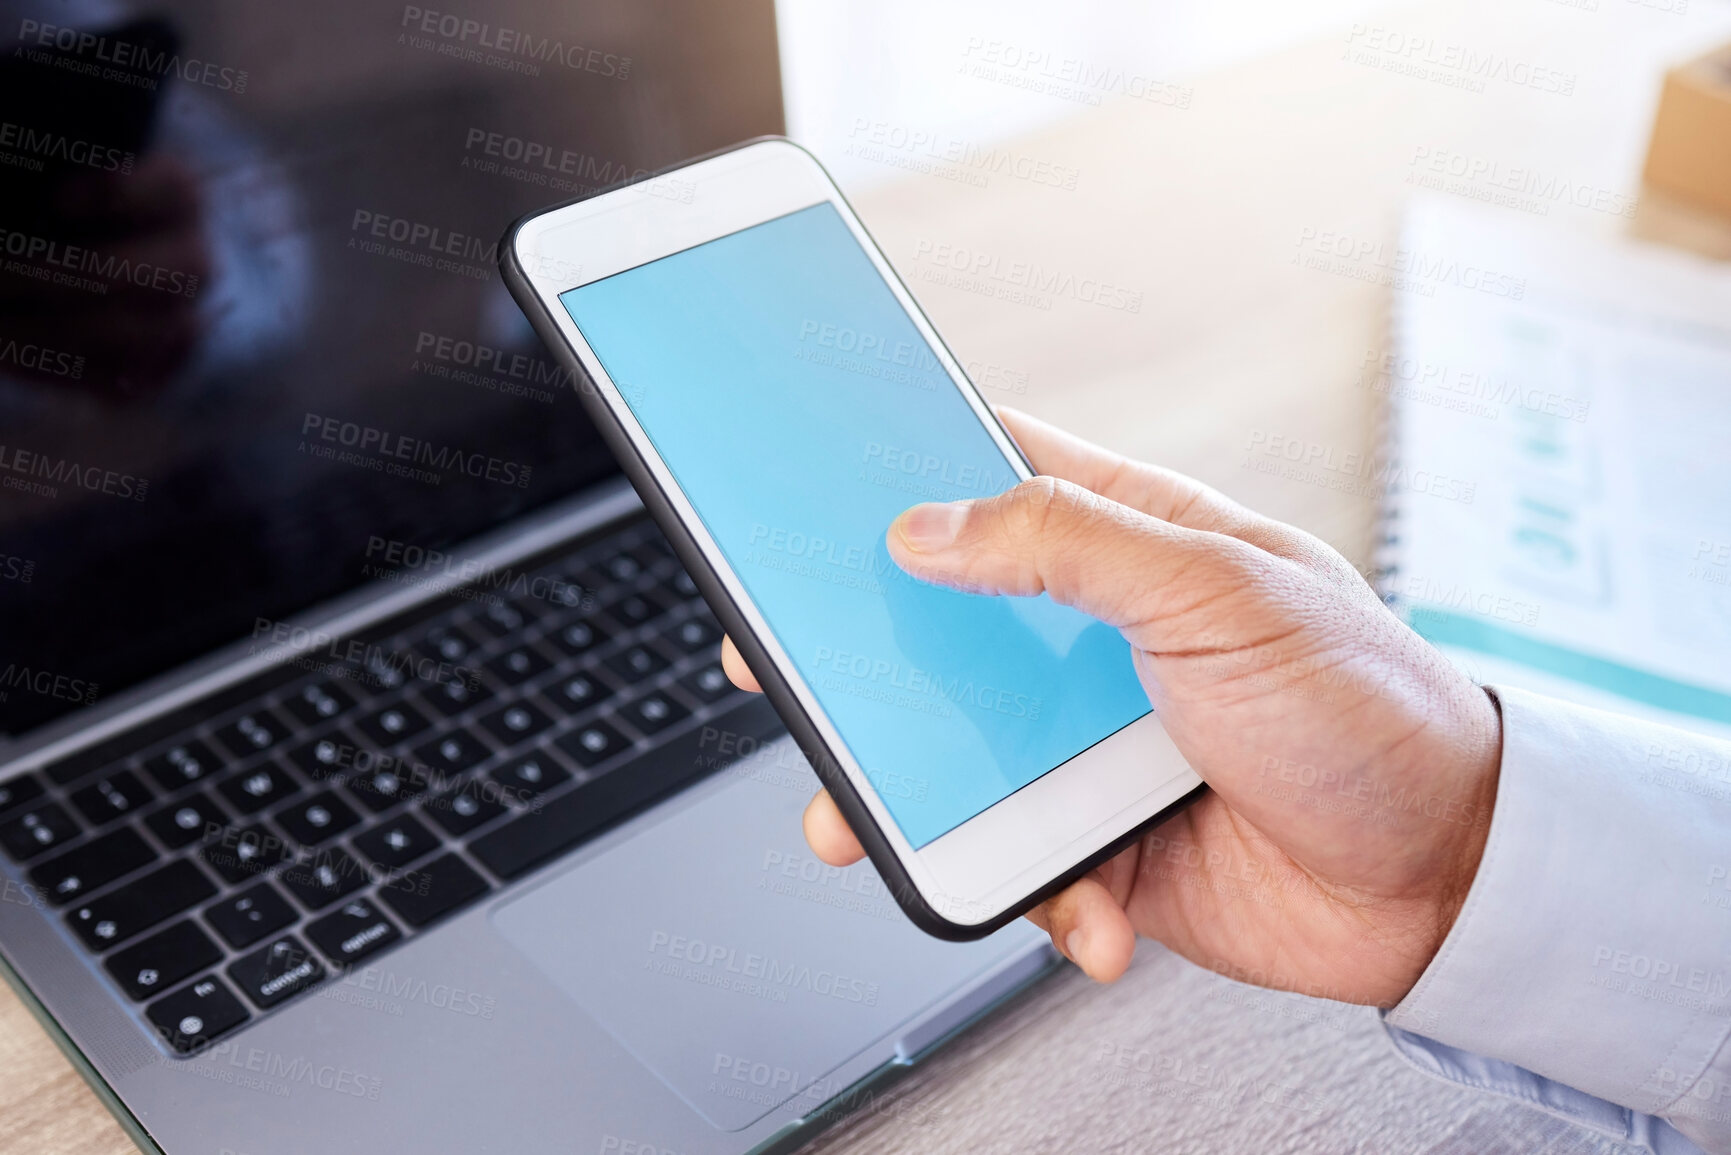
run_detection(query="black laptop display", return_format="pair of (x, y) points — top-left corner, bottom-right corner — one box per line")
(0, 0), (784, 737)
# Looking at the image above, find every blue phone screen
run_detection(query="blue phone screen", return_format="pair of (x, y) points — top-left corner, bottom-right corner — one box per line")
(560, 202), (1150, 847)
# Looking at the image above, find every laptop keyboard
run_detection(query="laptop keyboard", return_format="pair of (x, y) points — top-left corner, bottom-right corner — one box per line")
(0, 517), (782, 1055)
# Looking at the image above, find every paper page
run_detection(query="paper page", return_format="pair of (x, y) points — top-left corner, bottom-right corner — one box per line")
(1384, 196), (1731, 744)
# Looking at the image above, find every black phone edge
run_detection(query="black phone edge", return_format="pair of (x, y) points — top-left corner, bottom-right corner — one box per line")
(496, 135), (1207, 941)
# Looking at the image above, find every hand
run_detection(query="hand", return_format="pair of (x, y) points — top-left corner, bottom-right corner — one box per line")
(721, 407), (1501, 1007)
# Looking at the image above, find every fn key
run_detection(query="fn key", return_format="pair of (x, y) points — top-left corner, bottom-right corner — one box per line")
(147, 976), (249, 1054)
(379, 853), (487, 928)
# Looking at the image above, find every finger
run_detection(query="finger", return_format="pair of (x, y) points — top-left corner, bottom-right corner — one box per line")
(802, 789), (865, 866)
(996, 407), (1249, 535)
(1030, 875), (1137, 982)
(887, 477), (1257, 640)
(995, 408), (1330, 566)
(719, 635), (761, 693)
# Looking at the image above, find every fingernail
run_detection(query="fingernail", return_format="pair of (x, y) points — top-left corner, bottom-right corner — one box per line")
(898, 503), (968, 552)
(1064, 927), (1087, 970)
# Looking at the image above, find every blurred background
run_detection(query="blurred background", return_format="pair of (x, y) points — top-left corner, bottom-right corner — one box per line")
(779, 0), (1387, 190)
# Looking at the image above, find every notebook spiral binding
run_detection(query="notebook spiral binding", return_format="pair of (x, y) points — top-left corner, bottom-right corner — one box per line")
(1370, 276), (1415, 620)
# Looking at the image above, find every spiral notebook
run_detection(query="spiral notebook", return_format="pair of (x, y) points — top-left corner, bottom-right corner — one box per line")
(1376, 197), (1731, 744)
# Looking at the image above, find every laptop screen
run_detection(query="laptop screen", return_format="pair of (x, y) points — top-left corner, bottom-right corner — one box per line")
(0, 0), (784, 736)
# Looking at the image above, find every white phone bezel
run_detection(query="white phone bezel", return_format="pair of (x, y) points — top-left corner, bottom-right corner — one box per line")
(509, 139), (1201, 928)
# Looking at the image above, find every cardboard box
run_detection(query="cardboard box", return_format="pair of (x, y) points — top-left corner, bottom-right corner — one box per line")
(1645, 43), (1731, 220)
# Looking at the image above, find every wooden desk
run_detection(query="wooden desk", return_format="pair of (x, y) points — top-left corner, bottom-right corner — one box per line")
(5, 0), (1730, 1150)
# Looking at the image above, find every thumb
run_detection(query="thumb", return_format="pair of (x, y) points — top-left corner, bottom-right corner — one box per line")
(886, 477), (1248, 636)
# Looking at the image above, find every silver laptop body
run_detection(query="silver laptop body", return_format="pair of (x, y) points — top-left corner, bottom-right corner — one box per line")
(0, 480), (1051, 1154)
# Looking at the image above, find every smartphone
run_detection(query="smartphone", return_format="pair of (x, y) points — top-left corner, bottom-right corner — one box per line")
(499, 138), (1204, 939)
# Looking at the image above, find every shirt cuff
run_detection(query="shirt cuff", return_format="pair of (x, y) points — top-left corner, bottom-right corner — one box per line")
(1382, 1023), (1704, 1153)
(1385, 685), (1731, 1135)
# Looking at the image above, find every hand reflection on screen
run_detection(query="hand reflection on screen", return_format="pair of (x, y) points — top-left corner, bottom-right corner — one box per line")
(0, 155), (212, 395)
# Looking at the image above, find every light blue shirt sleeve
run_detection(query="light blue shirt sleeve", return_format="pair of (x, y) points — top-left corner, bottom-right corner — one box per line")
(1382, 686), (1731, 1155)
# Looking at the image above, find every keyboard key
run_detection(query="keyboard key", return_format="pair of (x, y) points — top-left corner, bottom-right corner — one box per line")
(472, 699), (782, 880)
(204, 882), (296, 949)
(344, 761), (425, 813)
(0, 773), (45, 818)
(228, 936), (325, 1009)
(363, 651), (412, 691)
(284, 735), (348, 781)
(671, 570), (699, 598)
(147, 976), (249, 1054)
(29, 827), (154, 905)
(422, 781), (508, 835)
(421, 676), (492, 717)
(305, 898), (401, 967)
(680, 663), (736, 704)
(555, 719), (631, 768)
(414, 730), (490, 776)
(479, 701), (552, 745)
(216, 763), (300, 815)
(549, 673), (611, 716)
(279, 847), (368, 910)
(468, 600), (526, 637)
(142, 741), (221, 791)
(69, 859), (216, 949)
(214, 711), (292, 758)
(568, 563), (615, 598)
(631, 538), (673, 567)
(145, 793), (228, 850)
(0, 803), (80, 861)
(201, 823), (294, 884)
(379, 853), (487, 928)
(487, 757), (571, 802)
(70, 770), (154, 825)
(485, 645), (551, 686)
(667, 615), (720, 654)
(353, 814), (439, 870)
(274, 791), (360, 846)
(106, 920), (221, 1001)
(608, 590), (671, 627)
(357, 703), (431, 747)
(540, 579), (592, 612)
(548, 617), (611, 657)
(602, 553), (642, 583)
(619, 692), (690, 736)
(643, 570), (684, 599)
(281, 681), (357, 727)
(605, 645), (668, 683)
(419, 625), (477, 664)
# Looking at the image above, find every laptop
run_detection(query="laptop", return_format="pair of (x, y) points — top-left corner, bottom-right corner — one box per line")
(0, 2), (1054, 1152)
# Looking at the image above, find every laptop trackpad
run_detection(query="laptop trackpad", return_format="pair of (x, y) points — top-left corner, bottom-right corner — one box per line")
(491, 738), (1007, 1131)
